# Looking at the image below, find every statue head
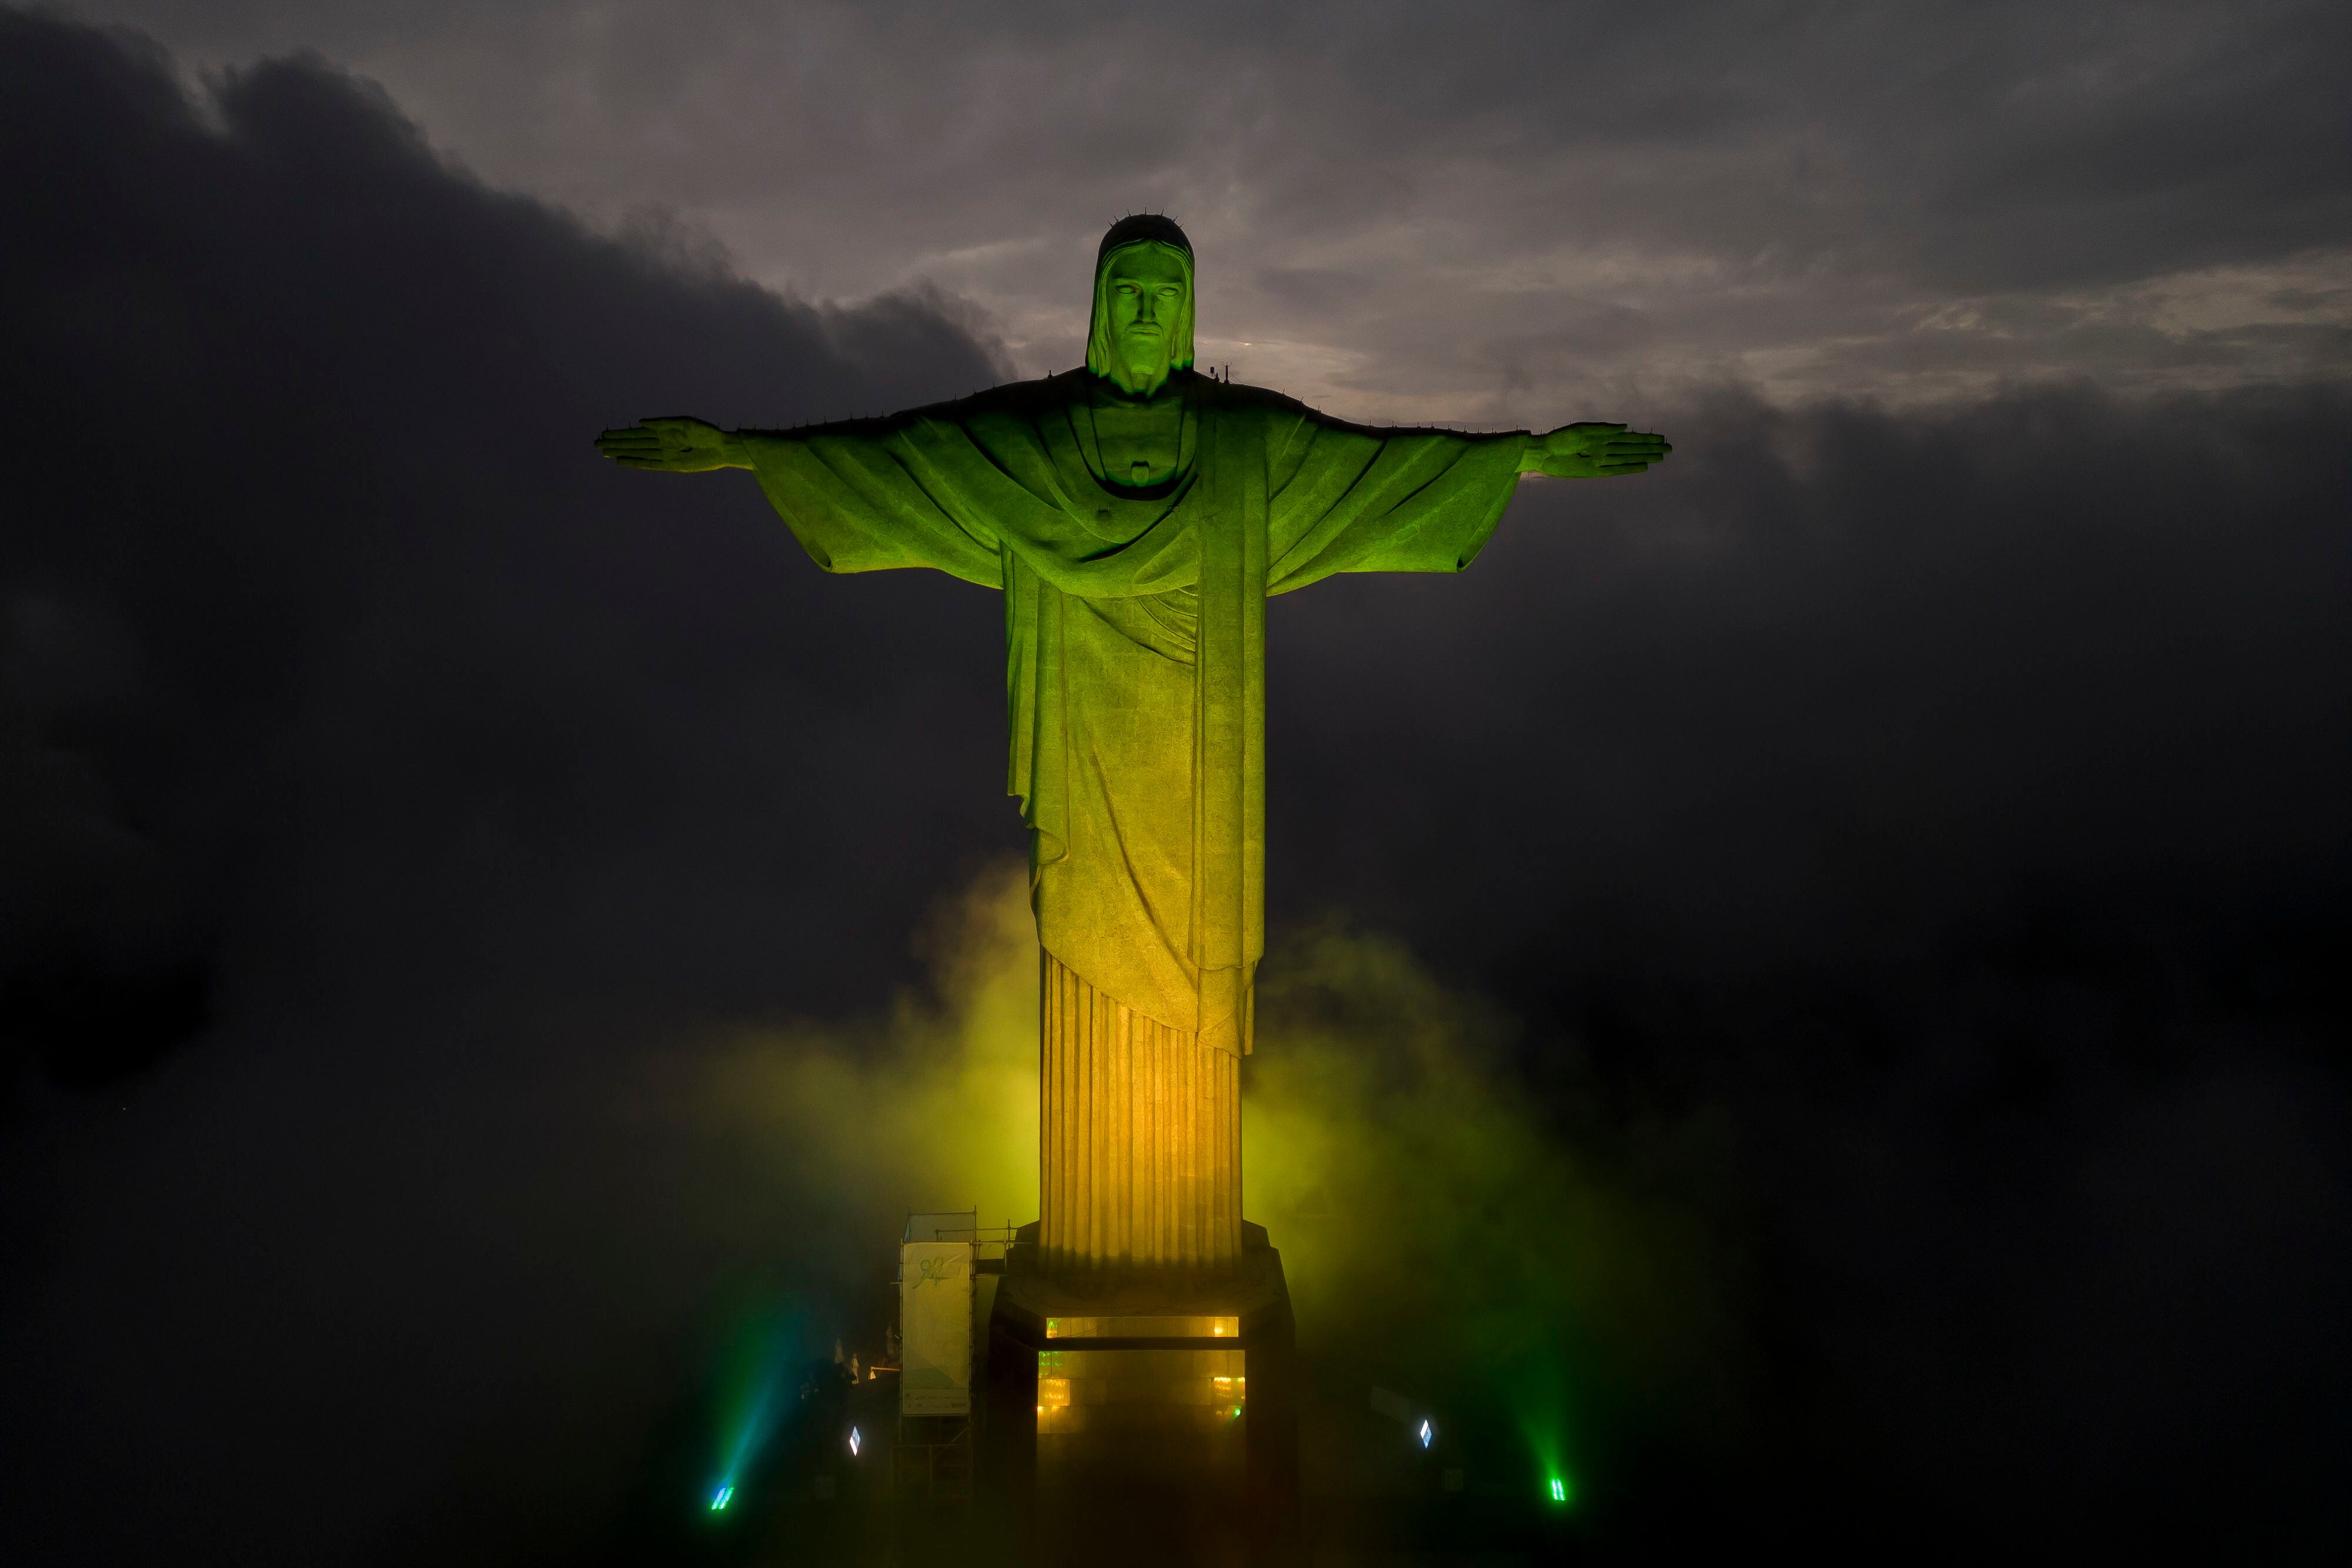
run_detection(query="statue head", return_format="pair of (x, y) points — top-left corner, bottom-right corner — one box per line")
(1085, 214), (1194, 397)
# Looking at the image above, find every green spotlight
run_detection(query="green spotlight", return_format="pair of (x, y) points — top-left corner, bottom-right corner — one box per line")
(1548, 1476), (1571, 1505)
(710, 1484), (734, 1512)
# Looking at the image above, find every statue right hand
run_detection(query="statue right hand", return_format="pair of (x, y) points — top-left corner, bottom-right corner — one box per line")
(594, 416), (747, 472)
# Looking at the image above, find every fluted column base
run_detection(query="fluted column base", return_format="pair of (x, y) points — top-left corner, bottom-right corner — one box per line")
(1038, 949), (1241, 1273)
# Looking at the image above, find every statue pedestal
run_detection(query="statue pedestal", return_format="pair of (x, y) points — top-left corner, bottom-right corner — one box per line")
(984, 1221), (1299, 1560)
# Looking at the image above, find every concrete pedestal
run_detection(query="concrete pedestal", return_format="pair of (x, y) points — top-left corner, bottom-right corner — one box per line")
(984, 1221), (1299, 1562)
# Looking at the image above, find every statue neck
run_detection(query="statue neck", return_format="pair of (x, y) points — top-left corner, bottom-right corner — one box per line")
(1083, 372), (1190, 491)
(1088, 367), (1184, 403)
(1104, 353), (1176, 399)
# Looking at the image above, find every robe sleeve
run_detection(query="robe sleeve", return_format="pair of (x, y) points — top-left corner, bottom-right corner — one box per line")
(738, 407), (1007, 589)
(1261, 402), (1528, 594)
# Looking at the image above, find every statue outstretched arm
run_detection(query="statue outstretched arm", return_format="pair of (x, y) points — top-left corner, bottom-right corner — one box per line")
(600, 409), (1007, 585)
(594, 416), (751, 472)
(1518, 422), (1672, 478)
(1261, 403), (1671, 589)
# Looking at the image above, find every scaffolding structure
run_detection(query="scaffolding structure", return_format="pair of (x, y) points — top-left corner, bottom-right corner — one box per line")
(893, 1413), (973, 1503)
(891, 1211), (1013, 1506)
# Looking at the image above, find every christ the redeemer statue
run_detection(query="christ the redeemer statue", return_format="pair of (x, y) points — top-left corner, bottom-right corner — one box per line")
(598, 215), (1668, 1278)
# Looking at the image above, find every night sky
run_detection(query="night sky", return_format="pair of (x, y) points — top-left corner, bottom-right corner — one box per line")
(3, 4), (2348, 1563)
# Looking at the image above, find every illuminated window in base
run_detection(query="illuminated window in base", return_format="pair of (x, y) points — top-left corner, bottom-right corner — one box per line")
(1043, 1315), (1238, 1339)
(1035, 1347), (1248, 1491)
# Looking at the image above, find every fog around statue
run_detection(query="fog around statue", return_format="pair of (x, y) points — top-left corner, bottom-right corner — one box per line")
(596, 215), (1669, 1271)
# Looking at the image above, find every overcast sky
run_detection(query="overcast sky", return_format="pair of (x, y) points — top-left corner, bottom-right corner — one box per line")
(3, 5), (2348, 1565)
(69, 0), (2352, 419)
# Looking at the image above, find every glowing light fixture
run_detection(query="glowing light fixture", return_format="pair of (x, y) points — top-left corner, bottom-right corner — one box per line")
(1045, 1314), (1235, 1339)
(1549, 1477), (1569, 1505)
(710, 1485), (734, 1512)
(1418, 1419), (1434, 1448)
(848, 1426), (861, 1457)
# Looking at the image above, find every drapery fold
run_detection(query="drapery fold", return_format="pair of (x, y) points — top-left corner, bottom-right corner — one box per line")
(744, 370), (1525, 1052)
(1039, 950), (1240, 1273)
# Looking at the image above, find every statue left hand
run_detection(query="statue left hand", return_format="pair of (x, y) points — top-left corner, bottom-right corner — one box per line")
(1522, 422), (1672, 477)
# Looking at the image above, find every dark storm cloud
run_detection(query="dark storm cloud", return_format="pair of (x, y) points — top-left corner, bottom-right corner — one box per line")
(0, 6), (1008, 1092)
(1265, 386), (2351, 1552)
(1, 12), (1009, 1560)
(69, 0), (2352, 410)
(1274, 385), (2350, 975)
(2, 8), (2348, 1565)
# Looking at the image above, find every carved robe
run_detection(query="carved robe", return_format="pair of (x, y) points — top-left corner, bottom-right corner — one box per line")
(744, 369), (1525, 1059)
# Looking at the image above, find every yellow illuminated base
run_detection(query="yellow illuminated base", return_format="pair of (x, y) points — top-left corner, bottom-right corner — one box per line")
(1036, 1346), (1249, 1491)
(985, 1217), (1297, 1534)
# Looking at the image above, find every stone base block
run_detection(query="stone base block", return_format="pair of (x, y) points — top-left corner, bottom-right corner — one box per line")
(983, 1221), (1299, 1562)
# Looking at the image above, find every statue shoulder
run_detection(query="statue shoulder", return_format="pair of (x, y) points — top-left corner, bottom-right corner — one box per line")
(1195, 377), (1317, 450)
(891, 373), (1072, 425)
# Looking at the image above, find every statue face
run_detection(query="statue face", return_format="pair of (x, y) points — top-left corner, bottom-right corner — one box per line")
(1101, 244), (1190, 389)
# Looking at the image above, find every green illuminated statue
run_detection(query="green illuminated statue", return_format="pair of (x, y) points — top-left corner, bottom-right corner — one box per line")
(599, 216), (1668, 1273)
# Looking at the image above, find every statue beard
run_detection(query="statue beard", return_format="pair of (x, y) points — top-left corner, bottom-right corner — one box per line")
(1109, 329), (1174, 397)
